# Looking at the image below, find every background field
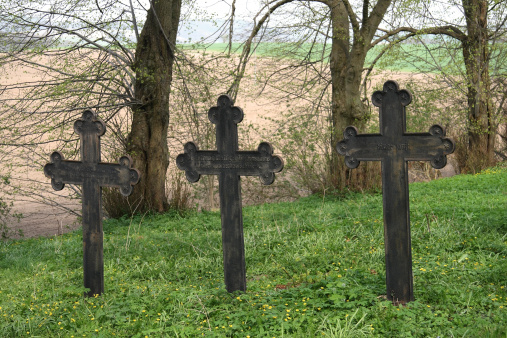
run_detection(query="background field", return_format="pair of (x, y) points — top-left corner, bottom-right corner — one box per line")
(179, 41), (492, 73)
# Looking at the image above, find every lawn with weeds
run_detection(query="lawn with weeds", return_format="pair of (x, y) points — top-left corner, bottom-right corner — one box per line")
(1, 165), (506, 337)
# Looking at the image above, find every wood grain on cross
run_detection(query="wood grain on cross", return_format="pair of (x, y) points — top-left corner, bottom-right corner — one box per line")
(177, 95), (284, 293)
(336, 80), (454, 304)
(44, 110), (140, 297)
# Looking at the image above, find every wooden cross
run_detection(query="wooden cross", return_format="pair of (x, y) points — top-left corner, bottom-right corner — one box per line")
(177, 95), (283, 293)
(336, 80), (454, 304)
(44, 110), (140, 297)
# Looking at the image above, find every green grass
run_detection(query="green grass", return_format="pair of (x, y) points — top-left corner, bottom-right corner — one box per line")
(178, 41), (506, 75)
(177, 42), (445, 72)
(1, 165), (506, 337)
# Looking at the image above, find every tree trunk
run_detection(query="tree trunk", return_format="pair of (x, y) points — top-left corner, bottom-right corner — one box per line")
(328, 0), (381, 190)
(329, 0), (351, 189)
(127, 0), (182, 212)
(462, 0), (496, 172)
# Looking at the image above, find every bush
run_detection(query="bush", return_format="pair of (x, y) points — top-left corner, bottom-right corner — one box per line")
(103, 188), (143, 219)
(0, 175), (22, 239)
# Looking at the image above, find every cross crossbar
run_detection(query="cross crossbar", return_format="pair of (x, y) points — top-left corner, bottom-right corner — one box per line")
(339, 125), (453, 166)
(178, 142), (282, 183)
(46, 154), (139, 194)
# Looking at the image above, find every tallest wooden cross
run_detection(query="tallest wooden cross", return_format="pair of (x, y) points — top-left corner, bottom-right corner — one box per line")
(336, 81), (454, 304)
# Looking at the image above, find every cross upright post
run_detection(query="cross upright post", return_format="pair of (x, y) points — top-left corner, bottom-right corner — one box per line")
(177, 95), (284, 293)
(44, 110), (140, 297)
(336, 80), (454, 304)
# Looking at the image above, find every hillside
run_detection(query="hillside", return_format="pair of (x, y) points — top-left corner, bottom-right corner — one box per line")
(0, 164), (506, 336)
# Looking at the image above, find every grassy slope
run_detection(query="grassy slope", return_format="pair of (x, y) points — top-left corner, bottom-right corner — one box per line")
(180, 42), (505, 74)
(0, 165), (506, 337)
(178, 42), (457, 73)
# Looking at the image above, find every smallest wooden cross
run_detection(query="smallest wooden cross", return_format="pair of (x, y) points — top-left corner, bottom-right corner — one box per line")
(336, 80), (454, 304)
(44, 110), (140, 297)
(177, 95), (284, 292)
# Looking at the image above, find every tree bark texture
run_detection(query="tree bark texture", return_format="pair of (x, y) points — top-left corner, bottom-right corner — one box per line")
(127, 0), (182, 212)
(462, 0), (496, 170)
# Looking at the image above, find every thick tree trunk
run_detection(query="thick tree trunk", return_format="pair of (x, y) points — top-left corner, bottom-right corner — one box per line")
(329, 0), (352, 189)
(462, 0), (496, 171)
(127, 0), (182, 212)
(328, 0), (381, 190)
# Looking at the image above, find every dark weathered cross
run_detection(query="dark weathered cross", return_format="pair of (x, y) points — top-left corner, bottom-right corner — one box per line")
(177, 95), (283, 293)
(44, 110), (140, 297)
(336, 80), (454, 304)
